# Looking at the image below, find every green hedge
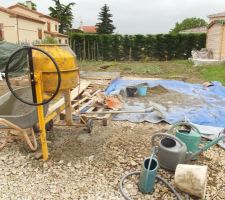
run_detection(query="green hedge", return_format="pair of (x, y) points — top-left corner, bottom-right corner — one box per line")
(70, 33), (206, 61)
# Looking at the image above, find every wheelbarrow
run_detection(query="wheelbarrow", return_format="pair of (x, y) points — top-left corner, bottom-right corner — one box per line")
(0, 87), (48, 151)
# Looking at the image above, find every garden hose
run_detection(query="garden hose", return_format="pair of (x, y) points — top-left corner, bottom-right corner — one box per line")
(119, 171), (184, 200)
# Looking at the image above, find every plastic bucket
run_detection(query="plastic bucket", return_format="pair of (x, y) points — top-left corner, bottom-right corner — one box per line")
(126, 86), (137, 97)
(139, 157), (158, 193)
(137, 85), (148, 96)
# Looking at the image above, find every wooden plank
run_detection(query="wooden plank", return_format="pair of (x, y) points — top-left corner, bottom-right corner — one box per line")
(64, 90), (73, 125)
(91, 107), (104, 118)
(82, 106), (112, 126)
(102, 114), (112, 126)
(61, 89), (101, 117)
(45, 80), (91, 123)
(72, 97), (98, 114)
(47, 80), (91, 114)
(45, 103), (65, 123)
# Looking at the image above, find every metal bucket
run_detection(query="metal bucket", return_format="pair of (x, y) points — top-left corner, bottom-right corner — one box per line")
(137, 85), (148, 96)
(139, 157), (158, 193)
(126, 86), (137, 97)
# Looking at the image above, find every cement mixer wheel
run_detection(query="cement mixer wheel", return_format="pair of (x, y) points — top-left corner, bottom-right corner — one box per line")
(86, 119), (93, 134)
(46, 120), (54, 131)
(33, 120), (53, 133)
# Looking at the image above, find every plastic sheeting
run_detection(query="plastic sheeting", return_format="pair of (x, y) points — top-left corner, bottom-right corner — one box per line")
(0, 41), (27, 73)
(105, 79), (225, 128)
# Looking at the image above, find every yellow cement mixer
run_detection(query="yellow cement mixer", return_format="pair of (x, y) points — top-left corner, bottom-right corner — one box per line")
(33, 44), (79, 92)
(5, 45), (80, 160)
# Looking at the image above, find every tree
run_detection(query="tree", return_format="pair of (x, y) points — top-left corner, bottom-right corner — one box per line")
(170, 17), (208, 34)
(49, 0), (75, 34)
(19, 1), (37, 10)
(96, 4), (115, 34)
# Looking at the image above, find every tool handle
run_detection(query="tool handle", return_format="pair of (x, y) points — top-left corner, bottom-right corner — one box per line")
(151, 133), (185, 148)
(168, 121), (201, 135)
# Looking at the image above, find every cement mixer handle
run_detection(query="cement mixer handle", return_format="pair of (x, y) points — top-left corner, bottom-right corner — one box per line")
(151, 133), (185, 147)
(168, 121), (201, 135)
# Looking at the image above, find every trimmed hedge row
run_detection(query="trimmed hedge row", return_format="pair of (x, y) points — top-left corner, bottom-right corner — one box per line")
(70, 33), (206, 61)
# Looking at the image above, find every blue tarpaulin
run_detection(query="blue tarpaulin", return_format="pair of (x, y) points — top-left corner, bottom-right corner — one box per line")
(105, 79), (225, 128)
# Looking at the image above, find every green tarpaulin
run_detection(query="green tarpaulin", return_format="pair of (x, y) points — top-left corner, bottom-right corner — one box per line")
(0, 41), (27, 73)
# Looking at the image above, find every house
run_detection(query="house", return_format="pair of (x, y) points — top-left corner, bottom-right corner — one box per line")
(206, 12), (225, 59)
(179, 26), (207, 34)
(0, 1), (68, 44)
(79, 25), (97, 34)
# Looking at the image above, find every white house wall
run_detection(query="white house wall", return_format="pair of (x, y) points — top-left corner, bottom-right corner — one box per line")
(17, 18), (44, 43)
(0, 11), (18, 43)
(10, 7), (59, 33)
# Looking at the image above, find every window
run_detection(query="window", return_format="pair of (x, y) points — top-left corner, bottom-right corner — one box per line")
(55, 24), (58, 31)
(0, 24), (4, 41)
(65, 39), (68, 44)
(38, 29), (42, 40)
(47, 22), (51, 32)
(59, 39), (61, 44)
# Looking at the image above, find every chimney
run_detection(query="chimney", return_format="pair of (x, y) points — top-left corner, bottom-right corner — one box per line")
(79, 20), (83, 30)
(25, 1), (33, 10)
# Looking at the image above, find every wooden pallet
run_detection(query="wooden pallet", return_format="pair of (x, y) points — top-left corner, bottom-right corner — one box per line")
(80, 105), (112, 126)
(53, 75), (115, 126)
(63, 88), (112, 126)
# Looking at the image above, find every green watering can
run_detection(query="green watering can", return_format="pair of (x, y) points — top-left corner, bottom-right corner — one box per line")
(169, 121), (224, 160)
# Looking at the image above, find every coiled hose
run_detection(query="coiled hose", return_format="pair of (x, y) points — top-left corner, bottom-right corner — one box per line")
(119, 171), (183, 200)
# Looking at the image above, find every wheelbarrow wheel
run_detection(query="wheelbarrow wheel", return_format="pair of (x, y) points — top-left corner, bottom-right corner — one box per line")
(33, 124), (39, 133)
(46, 120), (53, 131)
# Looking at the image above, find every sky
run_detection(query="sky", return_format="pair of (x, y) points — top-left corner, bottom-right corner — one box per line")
(1, 0), (225, 34)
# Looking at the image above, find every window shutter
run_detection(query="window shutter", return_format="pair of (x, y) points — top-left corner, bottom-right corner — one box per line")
(38, 29), (42, 40)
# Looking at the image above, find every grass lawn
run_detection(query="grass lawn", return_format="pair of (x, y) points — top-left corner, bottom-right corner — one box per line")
(79, 60), (225, 84)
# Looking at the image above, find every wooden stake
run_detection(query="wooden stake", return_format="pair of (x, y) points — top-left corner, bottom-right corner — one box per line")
(94, 40), (96, 60)
(83, 38), (86, 60)
(129, 47), (132, 61)
(64, 90), (73, 125)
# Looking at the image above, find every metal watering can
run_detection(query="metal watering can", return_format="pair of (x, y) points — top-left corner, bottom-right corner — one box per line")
(139, 147), (158, 193)
(169, 121), (224, 160)
(151, 133), (224, 171)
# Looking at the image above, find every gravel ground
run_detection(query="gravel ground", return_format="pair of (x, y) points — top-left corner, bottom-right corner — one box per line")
(0, 120), (225, 200)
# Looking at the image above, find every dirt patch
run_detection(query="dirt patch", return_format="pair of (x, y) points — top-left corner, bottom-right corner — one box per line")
(148, 84), (168, 95)
(47, 121), (168, 164)
(147, 85), (201, 109)
(49, 125), (108, 162)
(124, 85), (201, 113)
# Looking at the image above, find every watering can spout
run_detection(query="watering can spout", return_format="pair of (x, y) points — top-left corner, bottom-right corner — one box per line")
(187, 135), (224, 161)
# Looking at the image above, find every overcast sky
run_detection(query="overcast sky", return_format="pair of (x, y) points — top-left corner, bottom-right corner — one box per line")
(1, 0), (225, 34)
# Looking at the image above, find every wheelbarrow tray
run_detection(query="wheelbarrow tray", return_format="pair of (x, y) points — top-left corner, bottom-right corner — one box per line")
(0, 87), (48, 129)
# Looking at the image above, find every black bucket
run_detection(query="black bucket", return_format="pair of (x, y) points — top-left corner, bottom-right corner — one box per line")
(126, 86), (137, 97)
